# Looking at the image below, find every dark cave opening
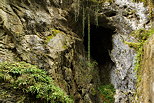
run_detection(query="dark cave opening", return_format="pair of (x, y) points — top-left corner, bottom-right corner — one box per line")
(84, 24), (115, 84)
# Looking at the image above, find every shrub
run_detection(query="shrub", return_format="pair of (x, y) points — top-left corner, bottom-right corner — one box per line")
(99, 84), (115, 103)
(0, 62), (73, 103)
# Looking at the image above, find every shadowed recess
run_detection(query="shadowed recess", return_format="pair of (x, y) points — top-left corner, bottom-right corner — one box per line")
(84, 24), (115, 84)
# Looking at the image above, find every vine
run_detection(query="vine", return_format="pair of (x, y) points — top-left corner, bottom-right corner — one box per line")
(74, 0), (112, 61)
(88, 14), (91, 61)
(75, 0), (100, 61)
(82, 6), (85, 37)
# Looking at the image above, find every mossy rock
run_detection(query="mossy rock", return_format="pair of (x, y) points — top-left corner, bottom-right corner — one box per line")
(45, 29), (65, 43)
(131, 28), (154, 42)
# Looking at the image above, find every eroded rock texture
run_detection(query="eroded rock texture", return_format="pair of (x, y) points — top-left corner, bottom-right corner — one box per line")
(0, 0), (153, 103)
(98, 0), (151, 102)
(137, 34), (154, 103)
(0, 0), (100, 102)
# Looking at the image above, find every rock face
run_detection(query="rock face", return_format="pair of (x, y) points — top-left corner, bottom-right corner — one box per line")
(98, 0), (151, 102)
(137, 34), (154, 103)
(0, 0), (99, 102)
(0, 0), (153, 102)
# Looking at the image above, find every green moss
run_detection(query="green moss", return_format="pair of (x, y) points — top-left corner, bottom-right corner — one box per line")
(0, 62), (73, 103)
(98, 84), (115, 103)
(124, 41), (141, 50)
(127, 28), (154, 102)
(51, 29), (64, 35)
(62, 44), (68, 49)
(125, 28), (154, 85)
(124, 29), (154, 91)
(46, 35), (55, 43)
(126, 28), (153, 69)
(90, 87), (97, 95)
(131, 28), (154, 41)
(45, 29), (65, 43)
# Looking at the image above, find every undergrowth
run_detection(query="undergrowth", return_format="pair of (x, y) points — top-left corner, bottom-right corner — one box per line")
(98, 84), (115, 103)
(0, 62), (73, 103)
(125, 28), (154, 82)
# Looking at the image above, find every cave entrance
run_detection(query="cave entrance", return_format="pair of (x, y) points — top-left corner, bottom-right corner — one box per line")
(84, 24), (115, 84)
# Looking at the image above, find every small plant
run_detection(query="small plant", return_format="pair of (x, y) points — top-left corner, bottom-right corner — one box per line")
(99, 84), (115, 103)
(125, 28), (154, 94)
(0, 62), (73, 103)
(126, 28), (154, 73)
(131, 28), (154, 42)
(86, 60), (98, 67)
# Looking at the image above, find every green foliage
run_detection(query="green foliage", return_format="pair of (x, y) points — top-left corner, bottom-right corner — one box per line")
(131, 28), (154, 42)
(124, 41), (141, 50)
(131, 29), (154, 72)
(79, 0), (114, 63)
(46, 35), (55, 43)
(126, 28), (154, 82)
(74, 0), (114, 63)
(134, 45), (143, 69)
(86, 60), (98, 67)
(0, 62), (73, 103)
(99, 84), (115, 103)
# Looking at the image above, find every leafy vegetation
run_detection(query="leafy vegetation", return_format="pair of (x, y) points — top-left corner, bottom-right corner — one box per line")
(99, 84), (115, 103)
(125, 28), (154, 81)
(134, 29), (154, 83)
(0, 62), (73, 103)
(74, 0), (114, 63)
(86, 60), (98, 67)
(131, 28), (154, 41)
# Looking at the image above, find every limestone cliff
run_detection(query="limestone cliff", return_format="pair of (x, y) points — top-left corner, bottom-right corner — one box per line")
(137, 34), (154, 103)
(0, 0), (153, 103)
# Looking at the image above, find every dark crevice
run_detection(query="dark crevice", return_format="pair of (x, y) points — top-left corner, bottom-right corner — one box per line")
(104, 11), (117, 17)
(84, 24), (115, 84)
